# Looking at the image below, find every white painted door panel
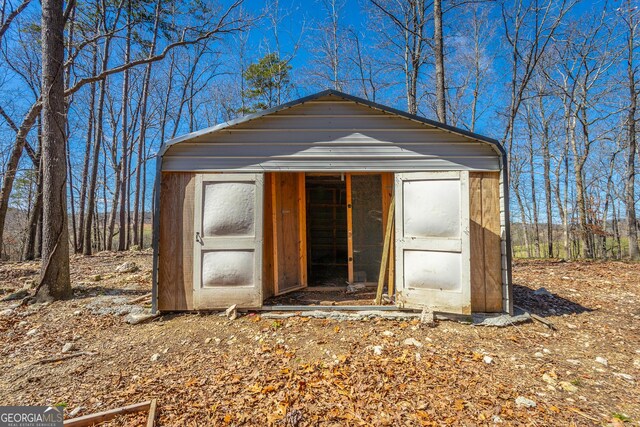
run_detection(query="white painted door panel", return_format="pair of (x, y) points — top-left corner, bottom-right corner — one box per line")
(193, 173), (263, 309)
(395, 171), (470, 314)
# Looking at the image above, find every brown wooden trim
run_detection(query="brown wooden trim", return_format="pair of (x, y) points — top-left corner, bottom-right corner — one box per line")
(346, 173), (354, 283)
(297, 173), (308, 287)
(381, 173), (395, 297)
(262, 173), (275, 299)
(271, 174), (280, 292)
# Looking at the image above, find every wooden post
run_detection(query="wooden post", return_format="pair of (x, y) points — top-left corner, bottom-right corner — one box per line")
(297, 173), (307, 287)
(388, 225), (395, 298)
(376, 197), (395, 305)
(271, 175), (279, 292)
(381, 173), (395, 298)
(346, 173), (354, 283)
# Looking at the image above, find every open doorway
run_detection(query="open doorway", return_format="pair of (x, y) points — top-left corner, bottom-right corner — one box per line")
(305, 175), (348, 285)
(264, 172), (394, 307)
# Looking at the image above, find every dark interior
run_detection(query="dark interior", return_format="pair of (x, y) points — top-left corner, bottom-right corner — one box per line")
(305, 175), (348, 284)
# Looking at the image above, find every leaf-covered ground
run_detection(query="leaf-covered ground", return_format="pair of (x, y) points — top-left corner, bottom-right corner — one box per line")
(0, 253), (638, 426)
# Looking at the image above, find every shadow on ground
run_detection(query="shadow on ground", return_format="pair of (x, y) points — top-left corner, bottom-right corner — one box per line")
(72, 286), (147, 299)
(513, 284), (592, 317)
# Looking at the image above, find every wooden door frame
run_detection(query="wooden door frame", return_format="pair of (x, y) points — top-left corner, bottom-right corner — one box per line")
(278, 172), (395, 290)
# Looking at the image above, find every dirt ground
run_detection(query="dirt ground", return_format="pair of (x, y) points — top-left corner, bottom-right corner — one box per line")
(0, 252), (639, 426)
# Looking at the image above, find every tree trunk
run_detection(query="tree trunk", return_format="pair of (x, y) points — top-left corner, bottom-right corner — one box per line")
(602, 151), (619, 259)
(118, 2), (131, 251)
(433, 0), (446, 123)
(76, 29), (99, 254)
(23, 143), (42, 261)
(36, 0), (71, 301)
(108, 167), (121, 251)
(612, 198), (622, 259)
(133, 0), (160, 247)
(626, 3), (640, 259)
(82, 1), (123, 255)
(83, 50), (111, 255)
(526, 125), (540, 258)
(66, 125), (77, 252)
(139, 150), (147, 248)
(64, 2), (77, 254)
(576, 106), (594, 259)
(0, 103), (41, 256)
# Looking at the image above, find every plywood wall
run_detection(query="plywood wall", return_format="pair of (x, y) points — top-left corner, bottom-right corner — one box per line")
(158, 172), (195, 311)
(470, 172), (503, 312)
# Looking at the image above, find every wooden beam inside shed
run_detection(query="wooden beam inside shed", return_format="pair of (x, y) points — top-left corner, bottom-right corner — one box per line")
(298, 173), (308, 287)
(346, 173), (354, 283)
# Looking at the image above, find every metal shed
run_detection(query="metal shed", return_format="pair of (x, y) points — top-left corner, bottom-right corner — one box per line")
(152, 90), (513, 315)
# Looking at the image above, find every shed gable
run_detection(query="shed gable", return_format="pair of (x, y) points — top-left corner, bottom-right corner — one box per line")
(162, 93), (501, 172)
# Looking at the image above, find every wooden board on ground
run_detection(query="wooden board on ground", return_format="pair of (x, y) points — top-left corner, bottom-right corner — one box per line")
(64, 400), (155, 427)
(376, 197), (395, 304)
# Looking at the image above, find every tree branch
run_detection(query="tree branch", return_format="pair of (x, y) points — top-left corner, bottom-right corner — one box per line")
(0, 0), (31, 45)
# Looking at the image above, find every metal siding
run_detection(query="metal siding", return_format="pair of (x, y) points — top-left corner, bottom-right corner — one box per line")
(188, 130), (465, 145)
(166, 142), (496, 158)
(162, 101), (501, 173)
(162, 157), (499, 172)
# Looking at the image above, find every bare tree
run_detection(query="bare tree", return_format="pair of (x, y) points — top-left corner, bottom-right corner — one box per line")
(309, 0), (345, 91)
(368, 0), (429, 114)
(35, 0), (71, 300)
(132, 0), (162, 249)
(621, 0), (640, 260)
(500, 0), (576, 155)
(117, 0), (132, 251)
(433, 0), (446, 122)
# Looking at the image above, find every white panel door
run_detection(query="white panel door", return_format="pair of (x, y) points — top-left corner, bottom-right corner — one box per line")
(395, 171), (470, 314)
(193, 173), (263, 309)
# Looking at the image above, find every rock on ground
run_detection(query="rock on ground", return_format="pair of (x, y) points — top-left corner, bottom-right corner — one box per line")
(1, 289), (29, 301)
(62, 342), (76, 353)
(533, 287), (553, 297)
(403, 338), (423, 348)
(515, 396), (537, 408)
(125, 311), (158, 325)
(115, 262), (138, 274)
(85, 296), (145, 316)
